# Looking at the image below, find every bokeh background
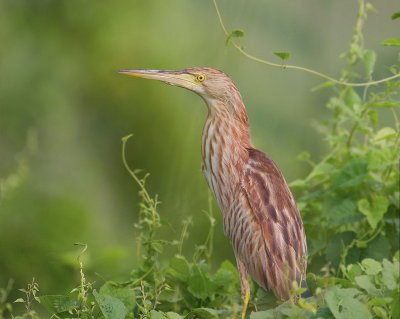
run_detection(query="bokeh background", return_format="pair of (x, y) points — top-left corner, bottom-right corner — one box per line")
(0, 0), (397, 294)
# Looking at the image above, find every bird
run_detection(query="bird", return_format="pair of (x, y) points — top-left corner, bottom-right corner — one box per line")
(119, 67), (309, 318)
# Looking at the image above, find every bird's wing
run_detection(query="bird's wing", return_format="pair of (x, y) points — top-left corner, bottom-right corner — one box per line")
(237, 148), (308, 298)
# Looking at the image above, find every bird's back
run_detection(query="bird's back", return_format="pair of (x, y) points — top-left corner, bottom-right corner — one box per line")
(237, 148), (308, 298)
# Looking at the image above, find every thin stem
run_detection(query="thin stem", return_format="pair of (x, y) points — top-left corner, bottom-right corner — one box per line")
(212, 0), (400, 87)
(383, 110), (400, 183)
(121, 134), (153, 205)
(178, 217), (192, 255)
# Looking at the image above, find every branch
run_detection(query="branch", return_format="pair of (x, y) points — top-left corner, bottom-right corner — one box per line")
(212, 0), (400, 87)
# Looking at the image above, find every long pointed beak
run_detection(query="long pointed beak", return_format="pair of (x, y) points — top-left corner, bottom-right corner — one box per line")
(118, 69), (197, 90)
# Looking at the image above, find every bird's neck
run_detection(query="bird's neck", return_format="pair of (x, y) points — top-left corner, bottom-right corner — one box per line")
(201, 100), (252, 211)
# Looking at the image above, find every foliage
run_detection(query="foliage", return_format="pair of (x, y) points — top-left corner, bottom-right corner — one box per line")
(10, 278), (41, 319)
(289, 2), (400, 276)
(1, 1), (399, 319)
(382, 10), (400, 47)
(273, 52), (291, 63)
(225, 29), (244, 46)
(0, 280), (13, 319)
(251, 256), (399, 319)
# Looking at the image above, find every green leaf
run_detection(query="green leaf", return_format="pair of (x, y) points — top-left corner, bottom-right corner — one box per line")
(253, 288), (279, 312)
(394, 251), (400, 261)
(158, 289), (183, 303)
(250, 310), (276, 319)
(373, 306), (388, 318)
(225, 29), (244, 46)
(326, 232), (355, 268)
(213, 260), (239, 295)
(93, 290), (127, 319)
(332, 158), (368, 190)
(381, 38), (400, 46)
(347, 246), (361, 265)
(150, 310), (168, 319)
(13, 298), (25, 303)
(369, 109), (379, 125)
(251, 300), (308, 318)
(358, 196), (389, 229)
(345, 264), (363, 281)
(308, 162), (336, 181)
(289, 179), (308, 188)
(325, 287), (372, 319)
(297, 297), (317, 313)
(368, 297), (392, 307)
(372, 127), (397, 143)
(365, 3), (376, 13)
(187, 263), (215, 300)
(362, 235), (391, 261)
(297, 151), (310, 162)
(355, 275), (379, 295)
(212, 270), (233, 288)
(342, 87), (362, 109)
(168, 255), (190, 281)
(366, 148), (392, 171)
(324, 198), (358, 226)
(392, 11), (400, 20)
(273, 51), (291, 61)
(39, 295), (79, 314)
(100, 282), (136, 311)
(362, 50), (376, 78)
(392, 291), (400, 319)
(311, 81), (336, 92)
(166, 312), (184, 319)
(184, 308), (219, 319)
(381, 259), (399, 290)
(370, 101), (400, 108)
(361, 258), (382, 275)
(312, 306), (336, 319)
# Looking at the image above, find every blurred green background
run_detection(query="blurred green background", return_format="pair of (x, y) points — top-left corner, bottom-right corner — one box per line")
(0, 0), (397, 294)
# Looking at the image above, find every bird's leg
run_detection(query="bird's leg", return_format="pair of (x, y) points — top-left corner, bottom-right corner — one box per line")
(242, 289), (250, 319)
(237, 258), (250, 319)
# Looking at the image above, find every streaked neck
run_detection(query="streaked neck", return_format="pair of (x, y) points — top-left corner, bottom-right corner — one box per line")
(201, 99), (252, 210)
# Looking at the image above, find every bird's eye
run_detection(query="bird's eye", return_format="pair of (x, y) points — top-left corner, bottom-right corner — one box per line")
(196, 74), (206, 82)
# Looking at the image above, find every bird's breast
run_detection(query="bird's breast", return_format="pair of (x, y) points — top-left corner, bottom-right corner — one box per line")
(201, 118), (247, 215)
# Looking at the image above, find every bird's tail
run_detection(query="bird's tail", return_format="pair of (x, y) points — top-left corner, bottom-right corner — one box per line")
(300, 280), (312, 298)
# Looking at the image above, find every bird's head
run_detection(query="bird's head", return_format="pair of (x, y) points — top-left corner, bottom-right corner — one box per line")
(119, 67), (247, 122)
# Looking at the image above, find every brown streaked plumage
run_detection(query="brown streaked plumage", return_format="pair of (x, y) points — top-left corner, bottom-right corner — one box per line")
(119, 67), (310, 318)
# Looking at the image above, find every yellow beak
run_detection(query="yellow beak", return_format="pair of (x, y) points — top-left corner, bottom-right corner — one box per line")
(119, 69), (198, 90)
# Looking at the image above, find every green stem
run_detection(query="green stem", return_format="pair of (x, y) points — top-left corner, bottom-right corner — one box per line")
(121, 134), (153, 205)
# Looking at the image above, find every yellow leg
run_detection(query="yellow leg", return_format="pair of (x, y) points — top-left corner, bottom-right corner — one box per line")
(236, 258), (250, 319)
(241, 290), (250, 319)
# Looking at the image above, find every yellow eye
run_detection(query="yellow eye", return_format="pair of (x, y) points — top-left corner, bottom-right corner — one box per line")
(196, 74), (205, 82)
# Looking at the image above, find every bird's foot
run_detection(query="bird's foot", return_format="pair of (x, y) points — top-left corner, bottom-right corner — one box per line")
(240, 290), (250, 319)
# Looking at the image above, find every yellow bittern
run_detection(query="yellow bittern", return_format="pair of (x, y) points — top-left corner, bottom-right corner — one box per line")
(120, 67), (309, 318)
